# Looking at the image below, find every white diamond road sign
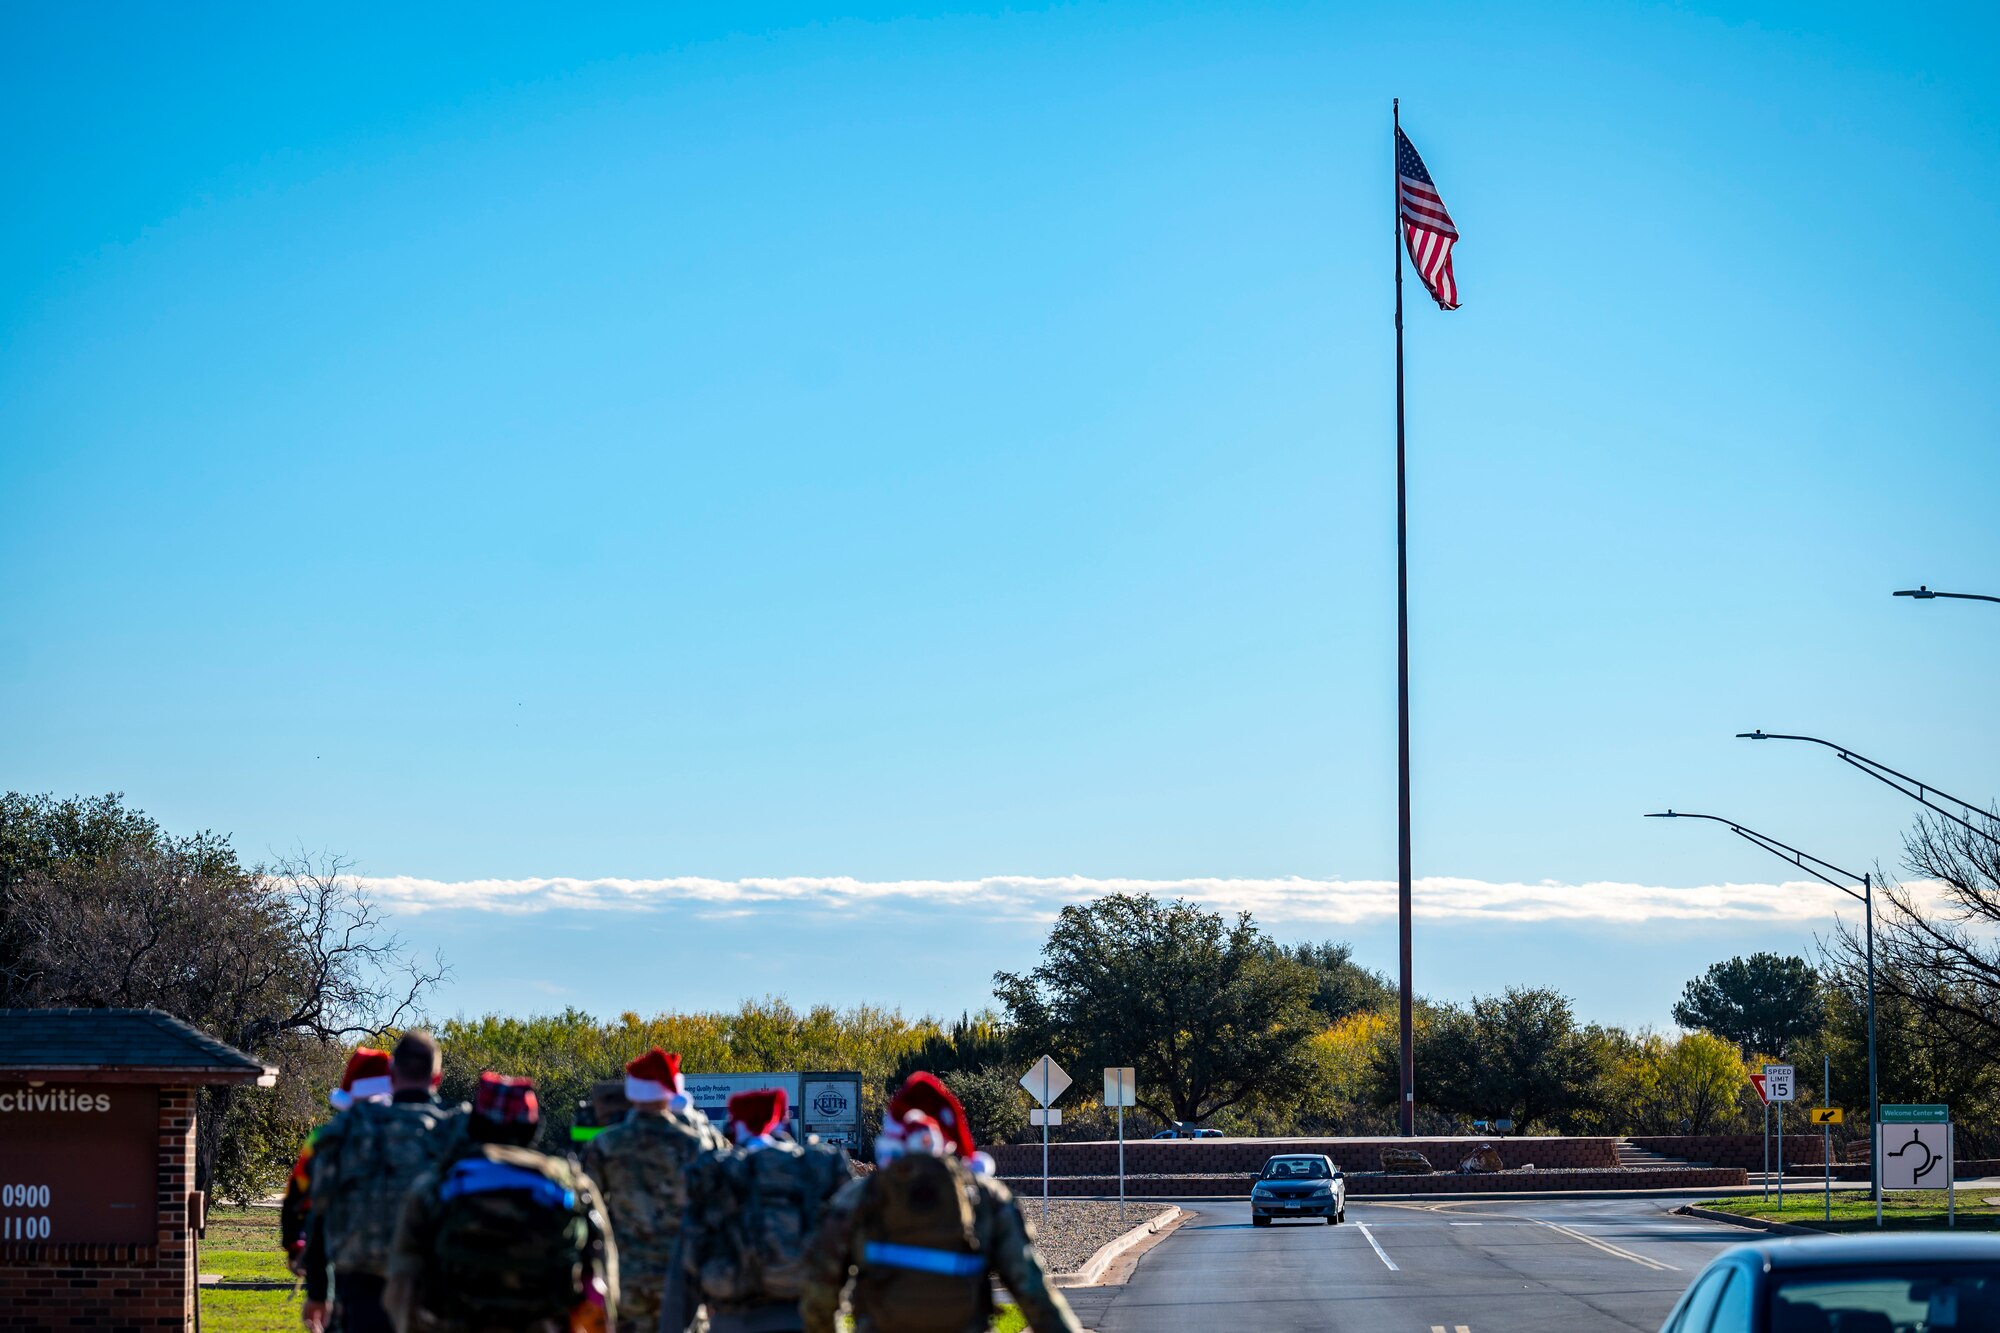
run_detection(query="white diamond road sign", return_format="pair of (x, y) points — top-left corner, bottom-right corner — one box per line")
(1763, 1064), (1796, 1103)
(1020, 1055), (1071, 1106)
(1881, 1121), (1953, 1191)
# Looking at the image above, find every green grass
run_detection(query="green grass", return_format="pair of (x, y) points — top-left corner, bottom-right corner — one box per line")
(1700, 1190), (2000, 1232)
(199, 1288), (299, 1333)
(198, 1206), (298, 1333)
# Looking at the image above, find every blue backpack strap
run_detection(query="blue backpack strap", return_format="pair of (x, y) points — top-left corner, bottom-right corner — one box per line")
(863, 1241), (985, 1277)
(438, 1157), (576, 1211)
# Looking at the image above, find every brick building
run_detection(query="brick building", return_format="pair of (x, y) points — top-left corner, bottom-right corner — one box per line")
(0, 1009), (275, 1330)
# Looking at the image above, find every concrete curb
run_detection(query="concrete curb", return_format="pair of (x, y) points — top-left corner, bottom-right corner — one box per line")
(1053, 1206), (1185, 1289)
(1675, 1204), (1821, 1236)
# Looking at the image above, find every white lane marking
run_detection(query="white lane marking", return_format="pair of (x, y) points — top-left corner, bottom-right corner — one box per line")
(1355, 1221), (1399, 1271)
(1448, 1221), (1483, 1226)
(1532, 1218), (1677, 1272)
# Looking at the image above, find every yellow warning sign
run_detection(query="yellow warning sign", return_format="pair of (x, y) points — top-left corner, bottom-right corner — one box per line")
(1810, 1108), (1844, 1125)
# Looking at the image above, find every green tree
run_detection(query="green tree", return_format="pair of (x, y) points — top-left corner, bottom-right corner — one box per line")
(437, 999), (948, 1148)
(0, 793), (442, 1198)
(993, 894), (1319, 1124)
(941, 1066), (1030, 1147)
(1672, 953), (1824, 1058)
(890, 1012), (1015, 1087)
(1411, 987), (1607, 1133)
(1283, 941), (1396, 1025)
(1609, 1030), (1749, 1135)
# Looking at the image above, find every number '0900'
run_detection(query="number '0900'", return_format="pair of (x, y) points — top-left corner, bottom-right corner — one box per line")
(2, 1185), (50, 1208)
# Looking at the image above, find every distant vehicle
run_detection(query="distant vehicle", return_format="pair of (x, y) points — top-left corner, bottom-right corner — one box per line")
(1250, 1153), (1345, 1227)
(1659, 1234), (2000, 1332)
(1150, 1123), (1222, 1139)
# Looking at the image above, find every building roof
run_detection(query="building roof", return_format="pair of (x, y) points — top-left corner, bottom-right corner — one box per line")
(0, 1008), (277, 1085)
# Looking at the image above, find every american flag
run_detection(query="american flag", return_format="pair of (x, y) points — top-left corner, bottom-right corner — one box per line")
(1396, 127), (1459, 310)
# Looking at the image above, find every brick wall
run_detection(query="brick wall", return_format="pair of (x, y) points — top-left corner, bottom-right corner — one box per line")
(1000, 1165), (1749, 1197)
(990, 1135), (1622, 1178)
(0, 1086), (195, 1331)
(1628, 1134), (1830, 1170)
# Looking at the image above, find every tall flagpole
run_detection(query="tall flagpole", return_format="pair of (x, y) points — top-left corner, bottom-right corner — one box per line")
(1392, 97), (1415, 1137)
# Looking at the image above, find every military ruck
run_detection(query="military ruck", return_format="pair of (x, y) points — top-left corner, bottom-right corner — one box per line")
(292, 1039), (1078, 1333)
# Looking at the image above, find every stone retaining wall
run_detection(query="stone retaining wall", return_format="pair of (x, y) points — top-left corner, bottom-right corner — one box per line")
(1628, 1134), (1832, 1169)
(990, 1136), (1621, 1178)
(999, 1166), (1748, 1197)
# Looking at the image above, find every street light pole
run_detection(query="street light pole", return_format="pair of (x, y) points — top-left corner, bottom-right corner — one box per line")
(1646, 811), (1882, 1218)
(1893, 586), (2000, 605)
(1863, 869), (1881, 1227)
(1737, 730), (2000, 852)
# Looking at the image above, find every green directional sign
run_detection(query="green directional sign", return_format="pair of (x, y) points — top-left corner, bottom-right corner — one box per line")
(1881, 1104), (1949, 1123)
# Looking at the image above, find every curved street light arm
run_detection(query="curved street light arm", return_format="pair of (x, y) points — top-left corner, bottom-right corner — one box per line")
(1647, 809), (1883, 1216)
(1736, 731), (2000, 851)
(1644, 810), (1867, 900)
(1894, 587), (2000, 605)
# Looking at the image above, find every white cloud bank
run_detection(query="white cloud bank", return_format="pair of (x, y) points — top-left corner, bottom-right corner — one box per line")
(356, 873), (1914, 927)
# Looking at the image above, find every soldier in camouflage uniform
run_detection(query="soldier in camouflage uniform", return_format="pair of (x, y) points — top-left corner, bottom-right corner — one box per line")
(386, 1073), (618, 1333)
(282, 1048), (392, 1275)
(580, 1048), (726, 1333)
(676, 1088), (854, 1333)
(801, 1075), (1080, 1333)
(305, 1032), (465, 1333)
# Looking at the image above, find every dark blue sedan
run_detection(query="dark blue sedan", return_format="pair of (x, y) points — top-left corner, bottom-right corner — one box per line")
(1250, 1153), (1346, 1226)
(1660, 1233), (2000, 1332)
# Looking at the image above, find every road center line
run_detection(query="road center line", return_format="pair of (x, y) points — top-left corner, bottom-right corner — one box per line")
(1355, 1221), (1399, 1271)
(1533, 1219), (1676, 1272)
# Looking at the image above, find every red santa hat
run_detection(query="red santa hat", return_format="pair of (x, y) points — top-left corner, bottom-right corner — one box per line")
(897, 1110), (946, 1156)
(331, 1047), (392, 1109)
(624, 1048), (686, 1105)
(727, 1088), (788, 1145)
(887, 1072), (977, 1160)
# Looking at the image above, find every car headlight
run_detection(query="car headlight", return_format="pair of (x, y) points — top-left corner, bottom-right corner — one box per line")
(1311, 1182), (1334, 1195)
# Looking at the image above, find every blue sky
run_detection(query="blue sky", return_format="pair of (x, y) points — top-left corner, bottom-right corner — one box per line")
(4, 3), (1997, 1029)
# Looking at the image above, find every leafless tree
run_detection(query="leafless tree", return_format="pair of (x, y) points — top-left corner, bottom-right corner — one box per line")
(7, 822), (444, 1193)
(1825, 810), (2000, 1102)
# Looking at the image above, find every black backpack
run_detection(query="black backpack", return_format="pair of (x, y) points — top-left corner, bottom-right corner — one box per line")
(427, 1145), (591, 1324)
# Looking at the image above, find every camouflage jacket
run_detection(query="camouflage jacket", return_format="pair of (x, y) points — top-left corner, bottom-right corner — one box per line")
(308, 1097), (466, 1280)
(679, 1139), (854, 1317)
(800, 1166), (1081, 1333)
(580, 1105), (726, 1292)
(384, 1142), (618, 1333)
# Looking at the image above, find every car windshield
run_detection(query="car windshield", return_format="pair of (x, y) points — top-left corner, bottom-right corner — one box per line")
(1261, 1158), (1330, 1180)
(1772, 1267), (2000, 1331)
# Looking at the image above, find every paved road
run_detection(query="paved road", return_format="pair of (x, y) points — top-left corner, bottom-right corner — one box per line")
(1063, 1195), (1750, 1332)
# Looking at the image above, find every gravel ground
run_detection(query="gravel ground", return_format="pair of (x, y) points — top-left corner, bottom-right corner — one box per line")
(1018, 1198), (1174, 1274)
